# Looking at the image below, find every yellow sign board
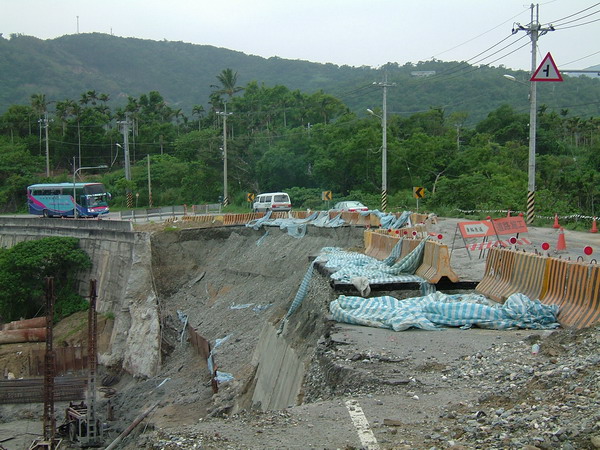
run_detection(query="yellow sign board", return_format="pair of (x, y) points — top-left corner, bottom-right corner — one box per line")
(247, 192), (255, 203)
(322, 191), (333, 201)
(413, 187), (425, 199)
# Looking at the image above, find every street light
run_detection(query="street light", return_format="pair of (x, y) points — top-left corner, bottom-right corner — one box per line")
(73, 163), (108, 218)
(503, 74), (520, 83)
(504, 73), (536, 224)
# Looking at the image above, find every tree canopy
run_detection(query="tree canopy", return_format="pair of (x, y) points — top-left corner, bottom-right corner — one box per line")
(0, 237), (91, 321)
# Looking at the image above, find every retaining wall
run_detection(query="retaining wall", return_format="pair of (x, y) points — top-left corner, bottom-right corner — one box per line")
(0, 217), (160, 377)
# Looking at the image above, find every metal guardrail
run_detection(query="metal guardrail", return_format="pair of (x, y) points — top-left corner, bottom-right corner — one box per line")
(119, 204), (222, 223)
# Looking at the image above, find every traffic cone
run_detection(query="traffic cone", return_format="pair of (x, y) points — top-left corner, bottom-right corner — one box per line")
(591, 218), (598, 233)
(556, 227), (567, 252)
(553, 213), (560, 229)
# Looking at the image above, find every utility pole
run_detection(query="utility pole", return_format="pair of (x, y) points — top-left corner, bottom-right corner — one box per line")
(372, 74), (395, 212)
(217, 104), (233, 207)
(117, 116), (133, 208)
(513, 3), (554, 224)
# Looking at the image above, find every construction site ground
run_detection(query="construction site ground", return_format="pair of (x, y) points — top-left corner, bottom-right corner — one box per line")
(1, 216), (599, 449)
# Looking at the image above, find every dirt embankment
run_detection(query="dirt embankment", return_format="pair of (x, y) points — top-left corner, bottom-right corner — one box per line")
(2, 218), (599, 449)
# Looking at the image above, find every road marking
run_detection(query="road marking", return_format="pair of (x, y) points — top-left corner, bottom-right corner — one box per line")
(345, 399), (380, 449)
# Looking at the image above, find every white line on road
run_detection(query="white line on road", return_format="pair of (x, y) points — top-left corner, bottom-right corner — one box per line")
(345, 399), (380, 450)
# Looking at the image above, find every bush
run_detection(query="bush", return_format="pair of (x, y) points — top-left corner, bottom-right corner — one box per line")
(54, 291), (89, 321)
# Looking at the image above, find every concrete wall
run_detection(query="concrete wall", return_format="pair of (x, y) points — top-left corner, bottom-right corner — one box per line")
(0, 217), (160, 378)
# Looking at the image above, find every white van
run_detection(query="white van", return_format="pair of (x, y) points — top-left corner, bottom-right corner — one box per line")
(252, 192), (292, 213)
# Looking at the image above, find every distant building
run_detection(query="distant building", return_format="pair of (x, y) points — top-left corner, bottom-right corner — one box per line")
(410, 71), (436, 77)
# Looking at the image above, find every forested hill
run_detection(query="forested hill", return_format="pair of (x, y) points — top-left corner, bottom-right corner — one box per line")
(1, 32), (600, 123)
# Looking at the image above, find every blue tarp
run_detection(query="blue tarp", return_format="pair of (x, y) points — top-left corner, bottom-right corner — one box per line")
(320, 239), (430, 286)
(329, 292), (560, 331)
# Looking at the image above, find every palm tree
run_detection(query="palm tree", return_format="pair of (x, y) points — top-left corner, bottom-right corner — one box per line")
(54, 99), (75, 136)
(192, 104), (205, 131)
(80, 90), (99, 106)
(212, 68), (244, 99)
(30, 93), (47, 154)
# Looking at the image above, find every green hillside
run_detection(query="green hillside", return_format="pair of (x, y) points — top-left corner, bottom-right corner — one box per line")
(0, 32), (599, 224)
(1, 32), (600, 124)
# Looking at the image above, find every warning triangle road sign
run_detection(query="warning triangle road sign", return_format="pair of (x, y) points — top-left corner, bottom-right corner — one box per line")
(531, 52), (563, 82)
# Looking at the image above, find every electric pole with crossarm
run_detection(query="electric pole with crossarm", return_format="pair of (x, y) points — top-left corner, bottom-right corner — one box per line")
(512, 3), (555, 224)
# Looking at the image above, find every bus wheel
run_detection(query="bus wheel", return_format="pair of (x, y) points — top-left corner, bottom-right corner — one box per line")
(42, 209), (50, 218)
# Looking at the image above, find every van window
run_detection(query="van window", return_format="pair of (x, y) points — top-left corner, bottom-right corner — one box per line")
(274, 194), (289, 202)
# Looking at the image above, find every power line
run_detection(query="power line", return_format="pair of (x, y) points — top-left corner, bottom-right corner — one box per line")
(431, 7), (530, 59)
(562, 49), (600, 67)
(545, 2), (600, 25)
(555, 17), (600, 29)
(551, 8), (600, 27)
(431, 40), (531, 83)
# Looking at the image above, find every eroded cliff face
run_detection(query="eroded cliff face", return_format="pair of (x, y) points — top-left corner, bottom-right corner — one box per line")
(100, 232), (161, 378)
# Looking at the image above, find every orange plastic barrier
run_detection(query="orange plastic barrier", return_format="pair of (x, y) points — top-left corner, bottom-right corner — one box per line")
(400, 238), (421, 258)
(362, 231), (459, 283)
(539, 257), (569, 307)
(369, 214), (381, 227)
(475, 249), (502, 295)
(410, 213), (428, 224)
(292, 211), (308, 219)
(476, 248), (600, 329)
(502, 252), (548, 302)
(557, 263), (590, 328)
(578, 265), (600, 328)
(475, 248), (516, 302)
(363, 229), (374, 257)
(341, 211), (354, 224)
(414, 240), (460, 283)
(363, 230), (401, 260)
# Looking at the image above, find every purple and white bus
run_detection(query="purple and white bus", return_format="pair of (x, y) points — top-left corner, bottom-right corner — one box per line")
(27, 182), (110, 218)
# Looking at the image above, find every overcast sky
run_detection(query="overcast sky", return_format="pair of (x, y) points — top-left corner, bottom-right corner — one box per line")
(2, 0), (599, 72)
